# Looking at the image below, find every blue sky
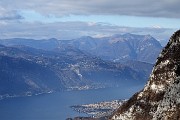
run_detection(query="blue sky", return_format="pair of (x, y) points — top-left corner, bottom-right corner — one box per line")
(0, 0), (179, 41)
(20, 10), (180, 28)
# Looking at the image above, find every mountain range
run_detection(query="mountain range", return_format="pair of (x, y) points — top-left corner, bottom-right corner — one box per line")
(0, 33), (162, 99)
(0, 33), (162, 64)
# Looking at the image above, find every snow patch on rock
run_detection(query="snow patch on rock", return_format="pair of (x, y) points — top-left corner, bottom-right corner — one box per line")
(150, 82), (165, 92)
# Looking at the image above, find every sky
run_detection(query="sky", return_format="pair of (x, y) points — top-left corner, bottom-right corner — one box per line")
(0, 0), (180, 42)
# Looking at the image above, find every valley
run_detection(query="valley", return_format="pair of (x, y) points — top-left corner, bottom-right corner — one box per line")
(0, 33), (163, 120)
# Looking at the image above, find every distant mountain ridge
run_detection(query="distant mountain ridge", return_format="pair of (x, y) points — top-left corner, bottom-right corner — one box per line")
(0, 33), (162, 63)
(0, 38), (59, 50)
(68, 33), (162, 63)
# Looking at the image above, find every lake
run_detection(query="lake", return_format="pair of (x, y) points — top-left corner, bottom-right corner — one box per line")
(0, 85), (144, 120)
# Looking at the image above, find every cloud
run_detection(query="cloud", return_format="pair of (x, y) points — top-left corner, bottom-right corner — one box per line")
(0, 0), (176, 46)
(0, 6), (23, 21)
(1, 0), (180, 18)
(0, 20), (175, 42)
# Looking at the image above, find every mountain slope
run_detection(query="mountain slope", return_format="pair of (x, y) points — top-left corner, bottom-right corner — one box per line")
(0, 55), (64, 98)
(65, 33), (162, 63)
(111, 30), (180, 120)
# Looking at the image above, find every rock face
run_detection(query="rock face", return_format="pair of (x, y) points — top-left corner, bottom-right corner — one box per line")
(111, 30), (180, 120)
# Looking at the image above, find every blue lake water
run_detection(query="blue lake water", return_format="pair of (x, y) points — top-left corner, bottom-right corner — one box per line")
(0, 85), (144, 120)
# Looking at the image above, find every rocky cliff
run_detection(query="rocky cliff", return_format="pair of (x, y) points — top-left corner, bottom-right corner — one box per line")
(111, 30), (180, 120)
